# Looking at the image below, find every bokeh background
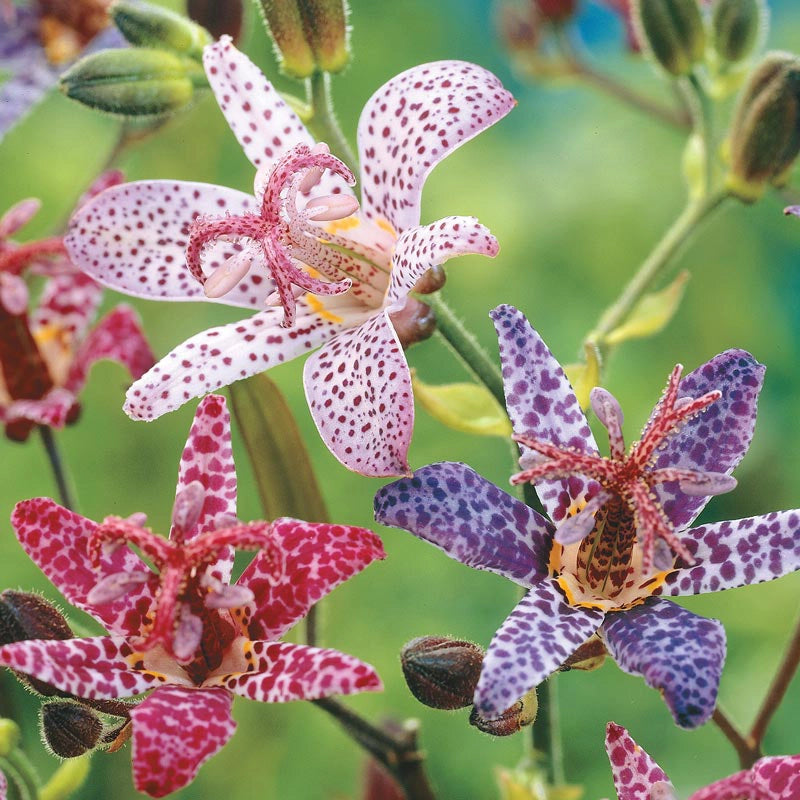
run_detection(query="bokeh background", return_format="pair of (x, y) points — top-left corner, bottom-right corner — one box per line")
(2, 0), (800, 796)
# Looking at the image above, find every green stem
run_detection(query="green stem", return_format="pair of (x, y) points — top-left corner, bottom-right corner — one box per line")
(38, 427), (77, 512)
(1, 750), (41, 800)
(306, 70), (357, 167)
(532, 677), (565, 785)
(425, 294), (506, 408)
(683, 72), (714, 194)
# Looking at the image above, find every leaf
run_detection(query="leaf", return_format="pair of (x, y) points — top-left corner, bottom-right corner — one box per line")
(229, 374), (328, 522)
(563, 342), (601, 411)
(412, 371), (511, 438)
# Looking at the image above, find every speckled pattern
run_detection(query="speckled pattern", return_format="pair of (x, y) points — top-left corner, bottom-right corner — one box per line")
(0, 763), (6, 800)
(490, 305), (600, 521)
(689, 755), (800, 800)
(31, 271), (102, 339)
(240, 517), (385, 641)
(605, 723), (672, 800)
(374, 462), (552, 585)
(475, 583), (604, 715)
(130, 686), (236, 799)
(601, 599), (726, 728)
(357, 59), (515, 232)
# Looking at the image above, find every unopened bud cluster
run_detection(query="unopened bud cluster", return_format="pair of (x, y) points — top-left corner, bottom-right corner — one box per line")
(633, 0), (705, 76)
(711, 0), (764, 65)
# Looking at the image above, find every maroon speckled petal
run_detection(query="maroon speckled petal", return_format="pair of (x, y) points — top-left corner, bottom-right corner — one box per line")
(689, 755), (800, 800)
(605, 723), (672, 800)
(3, 388), (75, 428)
(0, 763), (6, 800)
(31, 271), (102, 343)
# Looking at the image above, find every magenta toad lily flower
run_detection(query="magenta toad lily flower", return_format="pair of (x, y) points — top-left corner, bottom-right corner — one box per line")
(374, 304), (800, 728)
(606, 722), (800, 799)
(65, 36), (514, 476)
(0, 395), (384, 797)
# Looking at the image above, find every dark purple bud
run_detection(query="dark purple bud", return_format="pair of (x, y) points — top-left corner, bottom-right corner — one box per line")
(389, 298), (436, 350)
(41, 701), (103, 758)
(400, 635), (484, 710)
(469, 688), (538, 736)
(187, 0), (244, 43)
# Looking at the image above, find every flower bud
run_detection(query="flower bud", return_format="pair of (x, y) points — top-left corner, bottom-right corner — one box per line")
(111, 1), (212, 61)
(559, 634), (608, 671)
(187, 0), (245, 43)
(389, 298), (436, 349)
(633, 0), (706, 76)
(41, 701), (104, 758)
(535, 0), (578, 24)
(412, 265), (447, 295)
(255, 0), (350, 78)
(400, 635), (484, 710)
(60, 47), (205, 117)
(0, 719), (21, 757)
(726, 52), (800, 202)
(711, 0), (764, 65)
(469, 687), (538, 736)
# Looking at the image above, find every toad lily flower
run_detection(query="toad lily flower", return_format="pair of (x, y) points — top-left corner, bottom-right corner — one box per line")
(0, 179), (154, 441)
(374, 304), (800, 728)
(66, 36), (514, 476)
(0, 395), (384, 797)
(606, 722), (800, 799)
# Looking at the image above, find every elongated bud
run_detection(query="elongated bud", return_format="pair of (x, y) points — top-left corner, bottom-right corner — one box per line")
(711, 0), (765, 65)
(112, 1), (212, 61)
(255, 0), (350, 78)
(187, 0), (244, 43)
(469, 687), (538, 736)
(633, 0), (706, 76)
(412, 265), (447, 295)
(0, 719), (20, 757)
(400, 635), (484, 710)
(60, 48), (205, 117)
(726, 52), (800, 202)
(41, 701), (103, 758)
(389, 297), (437, 349)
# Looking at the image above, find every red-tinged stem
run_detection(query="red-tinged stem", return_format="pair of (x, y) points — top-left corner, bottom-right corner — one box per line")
(712, 706), (760, 768)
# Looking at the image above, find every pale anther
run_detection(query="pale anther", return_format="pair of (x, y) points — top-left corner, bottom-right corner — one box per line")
(87, 571), (150, 605)
(298, 142), (331, 194)
(173, 605), (203, 663)
(305, 194), (360, 222)
(171, 480), (206, 534)
(203, 251), (253, 299)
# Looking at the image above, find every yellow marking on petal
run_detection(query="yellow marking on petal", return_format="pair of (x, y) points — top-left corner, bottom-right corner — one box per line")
(323, 216), (361, 235)
(375, 217), (398, 237)
(306, 294), (344, 324)
(125, 652), (169, 683)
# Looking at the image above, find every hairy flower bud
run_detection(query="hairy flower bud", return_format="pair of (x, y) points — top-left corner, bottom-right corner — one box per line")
(726, 52), (800, 201)
(60, 47), (205, 117)
(255, 0), (350, 78)
(187, 0), (244, 43)
(112, 1), (212, 61)
(711, 0), (764, 65)
(389, 298), (437, 350)
(469, 687), (538, 736)
(0, 719), (21, 757)
(400, 635), (484, 710)
(412, 265), (447, 296)
(41, 701), (103, 758)
(633, 0), (706, 76)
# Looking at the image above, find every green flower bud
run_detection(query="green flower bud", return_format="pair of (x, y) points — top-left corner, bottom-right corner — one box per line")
(60, 47), (206, 117)
(633, 0), (706, 76)
(255, 0), (350, 78)
(559, 634), (608, 672)
(112, 1), (212, 61)
(711, 0), (765, 65)
(469, 687), (538, 736)
(726, 52), (800, 202)
(0, 718), (21, 757)
(41, 702), (103, 758)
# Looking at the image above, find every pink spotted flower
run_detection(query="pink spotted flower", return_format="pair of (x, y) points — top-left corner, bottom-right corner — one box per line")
(66, 36), (515, 477)
(606, 722), (800, 799)
(0, 394), (384, 797)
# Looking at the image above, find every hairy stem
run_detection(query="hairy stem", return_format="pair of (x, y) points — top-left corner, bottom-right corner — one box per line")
(38, 426), (77, 512)
(307, 71), (357, 167)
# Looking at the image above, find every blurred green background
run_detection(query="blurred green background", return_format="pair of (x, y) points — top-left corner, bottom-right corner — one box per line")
(2, 0), (800, 796)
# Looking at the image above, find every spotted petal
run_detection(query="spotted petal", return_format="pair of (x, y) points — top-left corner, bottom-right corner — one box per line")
(374, 462), (552, 585)
(303, 310), (413, 477)
(475, 580), (604, 716)
(652, 350), (765, 530)
(130, 686), (236, 798)
(208, 640), (382, 701)
(491, 305), (601, 521)
(239, 518), (385, 641)
(3, 388), (75, 428)
(601, 599), (725, 729)
(605, 723), (672, 800)
(357, 60), (515, 233)
(11, 498), (156, 636)
(386, 216), (499, 307)
(31, 271), (103, 342)
(689, 756), (800, 800)
(0, 764), (5, 800)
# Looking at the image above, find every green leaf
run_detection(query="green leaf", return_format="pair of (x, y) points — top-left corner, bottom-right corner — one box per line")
(563, 341), (602, 411)
(229, 374), (328, 522)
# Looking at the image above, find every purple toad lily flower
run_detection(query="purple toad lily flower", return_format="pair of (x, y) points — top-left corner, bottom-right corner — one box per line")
(65, 36), (515, 477)
(374, 304), (800, 728)
(606, 722), (800, 799)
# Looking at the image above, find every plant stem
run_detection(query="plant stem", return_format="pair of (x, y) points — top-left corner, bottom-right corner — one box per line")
(307, 70), (357, 167)
(532, 677), (565, 784)
(426, 294), (506, 408)
(712, 706), (759, 768)
(1, 749), (41, 800)
(682, 72), (714, 194)
(313, 698), (436, 800)
(38, 426), (77, 512)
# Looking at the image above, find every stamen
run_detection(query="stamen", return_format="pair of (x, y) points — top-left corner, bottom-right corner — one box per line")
(170, 480), (206, 540)
(297, 143), (331, 194)
(650, 467), (737, 497)
(173, 604), (203, 663)
(590, 387), (625, 459)
(201, 573), (255, 610)
(86, 571), (150, 605)
(305, 194), (360, 222)
(202, 252), (253, 299)
(0, 198), (41, 238)
(555, 490), (612, 545)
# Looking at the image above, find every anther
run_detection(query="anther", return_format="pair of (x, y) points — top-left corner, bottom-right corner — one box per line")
(86, 571), (150, 605)
(305, 194), (360, 222)
(298, 142), (331, 194)
(203, 251), (253, 299)
(171, 480), (206, 538)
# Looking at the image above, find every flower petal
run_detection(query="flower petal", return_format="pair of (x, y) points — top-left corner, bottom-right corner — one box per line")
(125, 299), (359, 421)
(239, 518), (385, 641)
(751, 757), (800, 800)
(357, 60), (515, 233)
(374, 461), (552, 585)
(11, 498), (156, 636)
(0, 764), (5, 800)
(4, 388), (75, 428)
(490, 304), (601, 521)
(65, 180), (271, 309)
(605, 723), (672, 800)
(303, 310), (413, 477)
(0, 636), (166, 699)
(475, 581), (604, 716)
(664, 510), (800, 596)
(652, 350), (765, 530)
(386, 216), (499, 307)
(130, 686), (236, 798)
(208, 640), (382, 701)
(600, 599), (725, 729)
(30, 271), (103, 344)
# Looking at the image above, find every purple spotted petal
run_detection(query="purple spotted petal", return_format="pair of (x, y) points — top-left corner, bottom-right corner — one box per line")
(605, 723), (672, 800)
(374, 462), (552, 584)
(664, 510), (800, 596)
(601, 599), (726, 729)
(475, 580), (604, 716)
(0, 763), (5, 800)
(652, 350), (765, 530)
(357, 60), (515, 234)
(490, 305), (600, 521)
